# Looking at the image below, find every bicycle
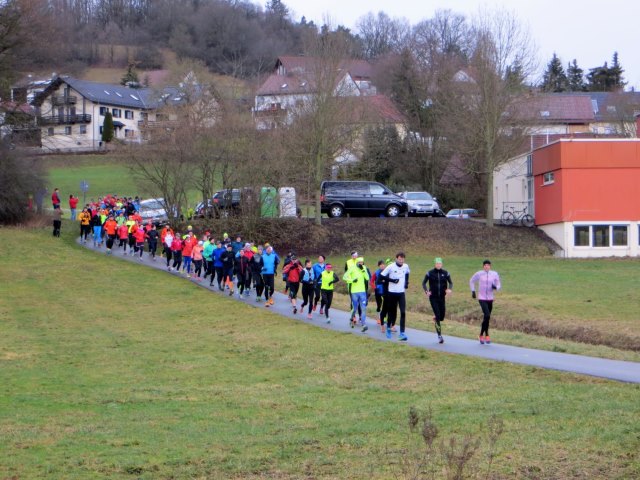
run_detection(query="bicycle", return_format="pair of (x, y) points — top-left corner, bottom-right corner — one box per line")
(501, 205), (534, 227)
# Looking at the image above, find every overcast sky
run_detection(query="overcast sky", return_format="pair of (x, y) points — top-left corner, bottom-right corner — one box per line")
(280, 0), (640, 90)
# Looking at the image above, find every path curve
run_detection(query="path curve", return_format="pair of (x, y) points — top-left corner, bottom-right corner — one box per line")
(78, 239), (640, 383)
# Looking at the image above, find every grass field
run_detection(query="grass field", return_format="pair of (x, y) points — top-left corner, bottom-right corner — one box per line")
(314, 254), (640, 356)
(1, 224), (639, 479)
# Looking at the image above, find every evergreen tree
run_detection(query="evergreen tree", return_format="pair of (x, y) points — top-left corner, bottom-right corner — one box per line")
(120, 62), (139, 86)
(587, 62), (609, 91)
(567, 59), (585, 92)
(608, 51), (626, 90)
(102, 111), (114, 143)
(587, 53), (626, 92)
(540, 53), (568, 92)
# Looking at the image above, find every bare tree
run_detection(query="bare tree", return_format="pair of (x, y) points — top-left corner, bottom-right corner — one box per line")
(445, 9), (537, 225)
(0, 142), (46, 224)
(282, 26), (365, 225)
(355, 11), (410, 60)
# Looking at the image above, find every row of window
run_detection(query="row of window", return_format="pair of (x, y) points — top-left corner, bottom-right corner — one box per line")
(48, 125), (87, 136)
(99, 106), (134, 119)
(47, 125), (136, 138)
(574, 224), (636, 248)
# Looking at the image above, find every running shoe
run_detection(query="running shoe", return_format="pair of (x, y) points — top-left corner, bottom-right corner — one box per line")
(326, 317), (331, 324)
(376, 318), (381, 325)
(398, 333), (408, 342)
(307, 313), (312, 319)
(390, 326), (397, 333)
(312, 305), (317, 312)
(264, 303), (270, 308)
(269, 298), (274, 306)
(386, 327), (392, 339)
(293, 307), (297, 314)
(479, 336), (485, 345)
(438, 335), (444, 344)
(361, 325), (368, 333)
(319, 308), (324, 315)
(228, 290), (233, 296)
(485, 336), (491, 344)
(256, 297), (261, 302)
(380, 324), (386, 333)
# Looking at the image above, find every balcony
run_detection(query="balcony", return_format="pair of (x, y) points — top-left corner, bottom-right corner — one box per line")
(38, 114), (91, 125)
(51, 95), (77, 106)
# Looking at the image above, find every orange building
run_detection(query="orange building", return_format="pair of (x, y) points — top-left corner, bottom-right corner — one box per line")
(533, 139), (640, 257)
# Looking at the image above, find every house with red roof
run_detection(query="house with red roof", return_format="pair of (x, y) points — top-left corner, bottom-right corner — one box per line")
(253, 55), (384, 129)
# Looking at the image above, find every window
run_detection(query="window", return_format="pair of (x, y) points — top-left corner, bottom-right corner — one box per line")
(64, 126), (71, 135)
(526, 154), (533, 176)
(369, 184), (386, 195)
(112, 108), (121, 118)
(79, 125), (87, 134)
(99, 106), (108, 116)
(125, 110), (133, 119)
(543, 172), (555, 185)
(574, 226), (589, 246)
(612, 226), (628, 246)
(592, 225), (609, 247)
(47, 127), (54, 136)
(99, 126), (103, 134)
(125, 129), (134, 138)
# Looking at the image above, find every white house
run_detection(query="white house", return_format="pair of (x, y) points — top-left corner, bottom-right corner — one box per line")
(31, 76), (218, 151)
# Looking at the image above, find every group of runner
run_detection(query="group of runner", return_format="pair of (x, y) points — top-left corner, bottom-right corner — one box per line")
(76, 205), (500, 344)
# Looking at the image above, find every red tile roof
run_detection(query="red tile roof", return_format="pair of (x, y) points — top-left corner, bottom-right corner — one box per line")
(256, 73), (315, 96)
(275, 56), (373, 79)
(513, 94), (594, 124)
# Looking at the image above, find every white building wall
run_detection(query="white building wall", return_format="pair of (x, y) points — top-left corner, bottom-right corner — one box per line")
(493, 154), (532, 220)
(39, 83), (146, 151)
(541, 221), (640, 258)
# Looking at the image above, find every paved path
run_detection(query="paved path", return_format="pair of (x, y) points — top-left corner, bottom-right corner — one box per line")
(79, 240), (640, 384)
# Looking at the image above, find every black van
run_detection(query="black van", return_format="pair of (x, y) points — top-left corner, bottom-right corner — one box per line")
(320, 181), (408, 218)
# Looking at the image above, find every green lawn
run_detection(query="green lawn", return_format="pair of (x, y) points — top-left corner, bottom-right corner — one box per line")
(44, 154), (223, 212)
(1, 225), (639, 479)
(44, 154), (143, 203)
(304, 253), (640, 358)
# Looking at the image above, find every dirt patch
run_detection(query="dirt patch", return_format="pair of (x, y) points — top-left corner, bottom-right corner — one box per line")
(455, 312), (640, 352)
(187, 217), (559, 258)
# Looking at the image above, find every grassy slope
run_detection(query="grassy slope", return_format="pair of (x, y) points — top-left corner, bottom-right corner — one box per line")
(1, 225), (639, 479)
(43, 156), (640, 354)
(321, 254), (640, 355)
(45, 154), (139, 201)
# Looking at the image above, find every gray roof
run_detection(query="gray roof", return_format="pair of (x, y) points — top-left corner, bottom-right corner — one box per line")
(587, 91), (640, 122)
(34, 76), (191, 110)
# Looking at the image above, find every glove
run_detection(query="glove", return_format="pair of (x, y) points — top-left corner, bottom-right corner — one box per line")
(471, 291), (476, 299)
(492, 285), (497, 290)
(328, 281), (334, 286)
(391, 278), (399, 284)
(357, 264), (364, 270)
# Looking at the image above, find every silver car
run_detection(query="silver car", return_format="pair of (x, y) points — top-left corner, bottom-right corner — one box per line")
(138, 198), (169, 224)
(397, 191), (440, 216)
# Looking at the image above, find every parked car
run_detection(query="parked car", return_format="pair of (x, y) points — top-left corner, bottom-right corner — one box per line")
(195, 188), (256, 218)
(397, 191), (440, 216)
(445, 208), (479, 219)
(138, 198), (169, 224)
(320, 180), (408, 218)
